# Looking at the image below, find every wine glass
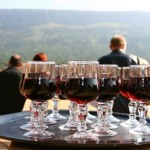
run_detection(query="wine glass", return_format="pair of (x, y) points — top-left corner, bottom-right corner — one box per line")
(19, 62), (52, 131)
(120, 67), (139, 128)
(47, 65), (66, 120)
(59, 64), (78, 131)
(19, 62), (36, 131)
(64, 61), (99, 142)
(21, 61), (56, 138)
(107, 67), (121, 123)
(89, 64), (119, 137)
(128, 65), (150, 135)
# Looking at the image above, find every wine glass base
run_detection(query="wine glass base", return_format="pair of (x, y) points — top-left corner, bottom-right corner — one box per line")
(120, 118), (139, 128)
(91, 122), (98, 128)
(88, 128), (117, 137)
(129, 124), (150, 135)
(43, 117), (57, 125)
(86, 119), (93, 124)
(108, 115), (120, 123)
(59, 123), (77, 131)
(24, 116), (30, 120)
(23, 128), (55, 139)
(65, 132), (99, 144)
(91, 122), (118, 129)
(20, 122), (48, 131)
(47, 113), (66, 120)
(106, 122), (118, 129)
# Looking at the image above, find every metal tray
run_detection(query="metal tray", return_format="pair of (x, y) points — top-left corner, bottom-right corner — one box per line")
(0, 110), (150, 148)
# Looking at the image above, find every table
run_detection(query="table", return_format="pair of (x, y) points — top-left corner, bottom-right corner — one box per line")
(1, 111), (150, 150)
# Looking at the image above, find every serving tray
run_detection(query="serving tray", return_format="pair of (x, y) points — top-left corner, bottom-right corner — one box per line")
(0, 110), (150, 148)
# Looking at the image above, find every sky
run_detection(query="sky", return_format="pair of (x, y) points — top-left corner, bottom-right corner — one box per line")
(0, 0), (150, 12)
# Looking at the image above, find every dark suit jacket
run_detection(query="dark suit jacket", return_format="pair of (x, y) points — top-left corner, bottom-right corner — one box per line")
(0, 66), (26, 115)
(98, 50), (139, 113)
(98, 49), (138, 67)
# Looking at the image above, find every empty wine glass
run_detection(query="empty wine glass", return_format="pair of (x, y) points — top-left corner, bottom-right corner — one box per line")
(64, 61), (99, 142)
(21, 61), (56, 139)
(128, 65), (150, 135)
(120, 67), (139, 128)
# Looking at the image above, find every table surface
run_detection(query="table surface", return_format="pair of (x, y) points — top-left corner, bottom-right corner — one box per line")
(1, 110), (150, 150)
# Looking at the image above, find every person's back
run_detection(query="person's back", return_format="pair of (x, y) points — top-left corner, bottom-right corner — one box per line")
(98, 50), (138, 67)
(0, 55), (26, 115)
(98, 35), (138, 67)
(97, 35), (149, 113)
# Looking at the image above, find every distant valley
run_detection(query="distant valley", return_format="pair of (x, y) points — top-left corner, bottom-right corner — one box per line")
(0, 9), (150, 69)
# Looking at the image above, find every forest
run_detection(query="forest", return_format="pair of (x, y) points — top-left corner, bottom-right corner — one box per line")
(0, 9), (150, 69)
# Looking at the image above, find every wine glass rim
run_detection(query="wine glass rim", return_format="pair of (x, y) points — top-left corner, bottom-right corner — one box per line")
(99, 64), (118, 67)
(68, 61), (99, 64)
(25, 61), (55, 64)
(122, 67), (130, 69)
(130, 65), (149, 68)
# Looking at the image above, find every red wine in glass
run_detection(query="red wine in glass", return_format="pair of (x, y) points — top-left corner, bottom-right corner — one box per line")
(59, 80), (67, 99)
(66, 78), (99, 105)
(23, 76), (56, 101)
(120, 79), (134, 100)
(20, 73), (25, 95)
(55, 76), (61, 95)
(97, 78), (119, 103)
(129, 77), (150, 103)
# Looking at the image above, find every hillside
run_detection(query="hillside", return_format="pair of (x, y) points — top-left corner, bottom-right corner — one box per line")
(0, 9), (150, 69)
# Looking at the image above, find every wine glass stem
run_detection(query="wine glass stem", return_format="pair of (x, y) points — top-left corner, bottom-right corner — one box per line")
(32, 101), (45, 130)
(52, 95), (59, 114)
(108, 100), (114, 115)
(97, 102), (108, 130)
(77, 104), (88, 132)
(128, 101), (137, 120)
(138, 103), (147, 125)
(68, 102), (77, 123)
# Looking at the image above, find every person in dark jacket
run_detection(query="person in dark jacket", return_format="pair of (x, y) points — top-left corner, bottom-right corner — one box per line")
(0, 55), (26, 115)
(97, 35), (149, 113)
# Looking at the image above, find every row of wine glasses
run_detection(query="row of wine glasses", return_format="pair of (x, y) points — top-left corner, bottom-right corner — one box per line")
(20, 61), (150, 142)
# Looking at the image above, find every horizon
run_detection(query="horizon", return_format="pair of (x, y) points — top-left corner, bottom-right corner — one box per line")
(0, 8), (150, 13)
(0, 0), (150, 12)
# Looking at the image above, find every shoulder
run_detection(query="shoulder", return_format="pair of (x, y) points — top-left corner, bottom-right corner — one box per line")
(98, 54), (111, 62)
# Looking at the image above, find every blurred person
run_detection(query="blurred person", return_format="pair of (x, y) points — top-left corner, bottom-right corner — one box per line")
(0, 54), (26, 115)
(98, 35), (149, 66)
(92, 35), (149, 113)
(32, 52), (48, 61)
